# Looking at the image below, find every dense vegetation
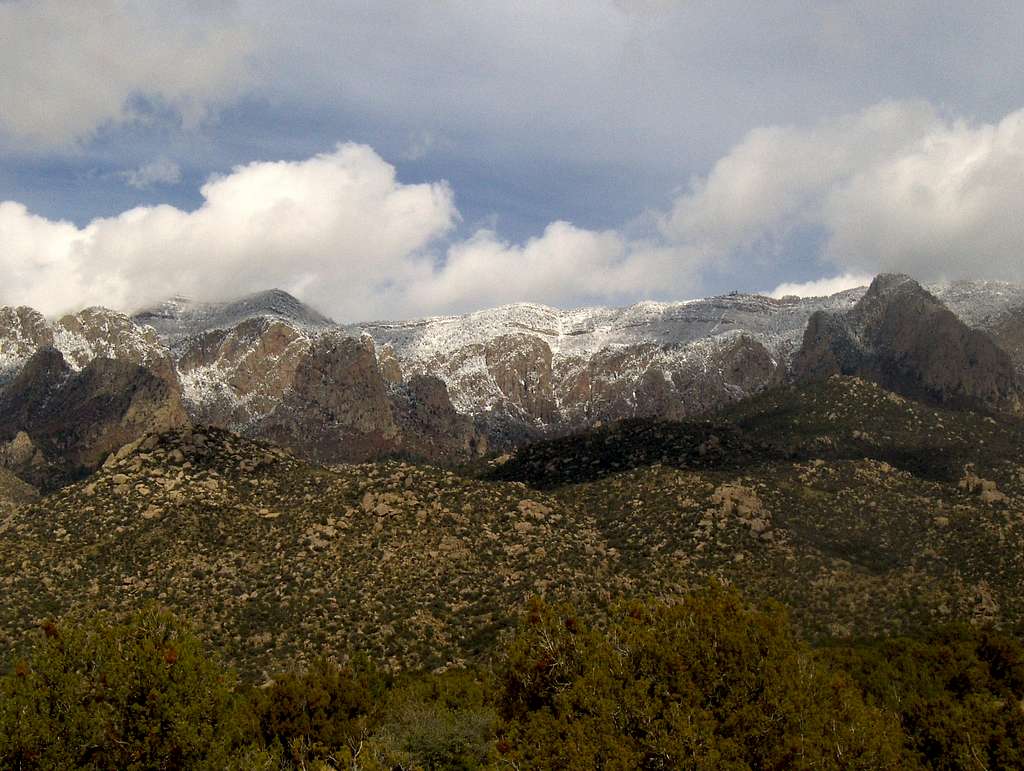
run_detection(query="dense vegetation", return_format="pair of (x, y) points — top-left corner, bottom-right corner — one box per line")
(2, 587), (1021, 769)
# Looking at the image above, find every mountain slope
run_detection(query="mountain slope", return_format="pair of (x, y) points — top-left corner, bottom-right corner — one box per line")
(0, 427), (605, 674)
(1, 279), (1023, 477)
(793, 274), (1023, 415)
(483, 375), (1024, 638)
(349, 292), (865, 439)
(2, 377), (1023, 677)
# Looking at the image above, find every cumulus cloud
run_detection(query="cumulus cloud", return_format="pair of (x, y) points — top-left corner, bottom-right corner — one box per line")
(664, 101), (1024, 284)
(0, 141), (702, 320)
(0, 0), (253, 145)
(405, 225), (689, 314)
(4, 101), (1024, 324)
(768, 273), (874, 299)
(121, 158), (182, 189)
(0, 144), (457, 318)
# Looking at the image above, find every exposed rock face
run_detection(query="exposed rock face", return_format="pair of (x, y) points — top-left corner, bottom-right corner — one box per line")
(377, 342), (403, 384)
(0, 465), (37, 514)
(258, 334), (399, 462)
(53, 307), (178, 384)
(793, 274), (1023, 415)
(988, 306), (1024, 377)
(0, 306), (55, 382)
(130, 291), (483, 465)
(392, 374), (488, 460)
(169, 311), (482, 464)
(669, 334), (783, 417)
(484, 334), (557, 423)
(0, 279), (1021, 484)
(176, 317), (312, 428)
(353, 295), (857, 444)
(0, 348), (188, 488)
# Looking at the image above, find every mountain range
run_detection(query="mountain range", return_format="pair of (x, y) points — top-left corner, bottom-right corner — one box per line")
(0, 274), (1021, 491)
(1, 272), (1023, 677)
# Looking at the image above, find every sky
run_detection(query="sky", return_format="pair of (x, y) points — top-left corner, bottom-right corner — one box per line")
(1, 1), (1023, 321)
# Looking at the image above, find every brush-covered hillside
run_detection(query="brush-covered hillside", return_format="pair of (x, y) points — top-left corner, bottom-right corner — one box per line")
(483, 374), (1024, 637)
(1, 375), (1023, 680)
(0, 427), (608, 675)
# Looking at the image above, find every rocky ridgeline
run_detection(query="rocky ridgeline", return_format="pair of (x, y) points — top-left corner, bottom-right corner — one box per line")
(0, 276), (1021, 489)
(0, 300), (482, 490)
(350, 296), (846, 444)
(0, 304), (175, 384)
(794, 274), (1024, 415)
(0, 427), (609, 675)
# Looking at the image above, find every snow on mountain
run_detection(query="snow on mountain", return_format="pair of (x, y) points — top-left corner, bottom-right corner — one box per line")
(1, 279), (1023, 452)
(350, 290), (868, 370)
(345, 290), (868, 432)
(930, 280), (1024, 328)
(0, 306), (52, 383)
(132, 289), (335, 347)
(0, 305), (175, 385)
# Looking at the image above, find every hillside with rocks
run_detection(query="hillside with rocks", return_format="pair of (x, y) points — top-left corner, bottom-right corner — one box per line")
(2, 376), (1023, 677)
(0, 427), (606, 674)
(483, 374), (1024, 638)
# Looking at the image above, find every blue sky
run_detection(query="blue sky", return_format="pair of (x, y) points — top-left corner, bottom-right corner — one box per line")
(2, 1), (1023, 320)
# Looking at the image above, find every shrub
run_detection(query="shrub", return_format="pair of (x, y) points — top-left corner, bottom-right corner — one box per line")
(0, 605), (245, 770)
(248, 654), (387, 766)
(495, 586), (908, 769)
(824, 625), (1024, 769)
(367, 669), (498, 769)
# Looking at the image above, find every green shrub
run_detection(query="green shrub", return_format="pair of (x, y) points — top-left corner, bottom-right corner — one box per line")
(0, 605), (245, 770)
(495, 586), (909, 769)
(248, 654), (386, 767)
(824, 625), (1024, 769)
(367, 669), (497, 769)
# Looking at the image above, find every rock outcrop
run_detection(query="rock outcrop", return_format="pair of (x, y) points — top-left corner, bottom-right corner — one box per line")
(172, 313), (482, 465)
(0, 348), (188, 488)
(793, 274), (1023, 415)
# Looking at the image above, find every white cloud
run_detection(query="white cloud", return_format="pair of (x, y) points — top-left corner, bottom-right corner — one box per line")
(663, 102), (1024, 284)
(823, 110), (1024, 280)
(0, 141), (706, 320)
(0, 0), (254, 145)
(768, 273), (873, 299)
(0, 144), (458, 318)
(401, 224), (698, 316)
(121, 158), (182, 189)
(4, 101), (1024, 325)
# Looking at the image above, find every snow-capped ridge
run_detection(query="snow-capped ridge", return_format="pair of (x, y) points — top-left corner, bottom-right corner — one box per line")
(133, 288), (335, 346)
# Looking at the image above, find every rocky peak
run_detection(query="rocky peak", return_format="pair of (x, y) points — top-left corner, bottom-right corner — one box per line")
(133, 288), (334, 346)
(53, 306), (177, 386)
(0, 347), (188, 489)
(793, 274), (1023, 415)
(0, 306), (54, 383)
